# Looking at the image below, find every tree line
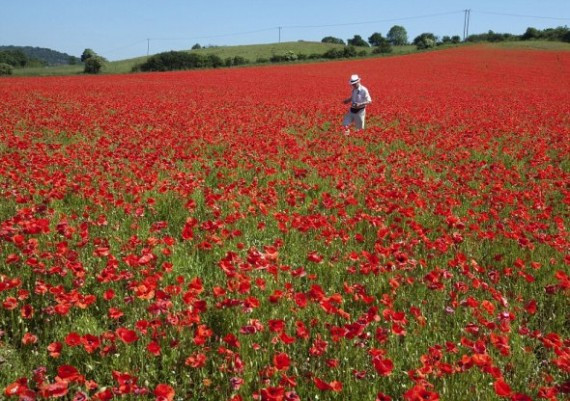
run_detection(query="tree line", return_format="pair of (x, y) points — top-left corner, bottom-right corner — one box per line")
(321, 24), (570, 50)
(0, 49), (45, 75)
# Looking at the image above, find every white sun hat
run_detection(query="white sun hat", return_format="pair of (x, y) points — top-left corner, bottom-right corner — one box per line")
(349, 74), (361, 84)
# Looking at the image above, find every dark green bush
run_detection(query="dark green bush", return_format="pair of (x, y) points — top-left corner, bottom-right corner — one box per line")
(0, 50), (28, 67)
(84, 57), (104, 74)
(138, 51), (209, 71)
(347, 35), (369, 47)
(343, 46), (357, 57)
(321, 36), (345, 45)
(372, 43), (392, 54)
(322, 48), (343, 59)
(270, 51), (297, 63)
(0, 62), (13, 76)
(207, 54), (223, 68)
(414, 33), (437, 50)
(232, 56), (248, 66)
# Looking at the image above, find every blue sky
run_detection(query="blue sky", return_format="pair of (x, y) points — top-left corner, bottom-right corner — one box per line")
(2, 0), (569, 61)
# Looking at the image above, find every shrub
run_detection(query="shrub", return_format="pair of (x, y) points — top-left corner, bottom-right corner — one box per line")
(321, 36), (345, 45)
(343, 46), (358, 57)
(0, 62), (13, 76)
(347, 35), (369, 47)
(256, 57), (269, 64)
(270, 51), (297, 63)
(81, 49), (97, 62)
(322, 48), (343, 59)
(0, 50), (28, 67)
(467, 31), (517, 43)
(372, 39), (392, 54)
(322, 46), (359, 59)
(368, 33), (385, 47)
(414, 33), (437, 50)
(207, 54), (223, 68)
(84, 57), (104, 74)
(233, 56), (248, 66)
(138, 51), (213, 71)
(521, 27), (540, 40)
(226, 56), (249, 67)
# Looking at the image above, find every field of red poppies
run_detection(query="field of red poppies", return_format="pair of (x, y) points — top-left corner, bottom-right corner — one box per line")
(1, 46), (569, 400)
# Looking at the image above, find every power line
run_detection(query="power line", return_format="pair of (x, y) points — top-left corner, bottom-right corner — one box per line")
(100, 40), (148, 55)
(282, 10), (464, 29)
(100, 9), (570, 59)
(475, 10), (570, 21)
(149, 27), (277, 42)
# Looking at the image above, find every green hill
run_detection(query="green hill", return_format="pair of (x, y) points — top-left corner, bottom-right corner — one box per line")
(0, 45), (79, 66)
(9, 40), (569, 77)
(114, 41), (399, 73)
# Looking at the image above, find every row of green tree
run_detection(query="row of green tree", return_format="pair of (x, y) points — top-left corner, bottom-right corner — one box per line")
(133, 51), (250, 72)
(467, 26), (570, 43)
(0, 46), (80, 66)
(0, 49), (45, 75)
(0, 48), (106, 75)
(321, 25), (570, 49)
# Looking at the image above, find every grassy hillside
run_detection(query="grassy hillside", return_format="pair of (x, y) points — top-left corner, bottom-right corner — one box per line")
(11, 41), (415, 76)
(9, 40), (568, 77)
(486, 40), (570, 51)
(190, 41), (416, 60)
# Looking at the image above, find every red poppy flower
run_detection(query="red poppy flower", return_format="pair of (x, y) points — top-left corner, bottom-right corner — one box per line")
(273, 352), (291, 371)
(116, 327), (138, 344)
(260, 386), (285, 401)
(154, 384), (175, 401)
(494, 379), (512, 397)
(373, 356), (394, 376)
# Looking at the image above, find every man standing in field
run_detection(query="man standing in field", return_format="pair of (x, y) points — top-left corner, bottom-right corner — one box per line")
(342, 74), (372, 135)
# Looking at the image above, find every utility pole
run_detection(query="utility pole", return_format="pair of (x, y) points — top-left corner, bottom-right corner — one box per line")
(278, 26), (282, 43)
(463, 10), (471, 41)
(466, 9), (471, 38)
(147, 38), (150, 57)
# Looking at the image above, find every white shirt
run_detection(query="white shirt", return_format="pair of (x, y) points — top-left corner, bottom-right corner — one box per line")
(351, 84), (372, 106)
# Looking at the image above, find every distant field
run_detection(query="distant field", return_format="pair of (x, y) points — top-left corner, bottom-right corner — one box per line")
(189, 41), (417, 60)
(10, 40), (568, 77)
(485, 40), (570, 51)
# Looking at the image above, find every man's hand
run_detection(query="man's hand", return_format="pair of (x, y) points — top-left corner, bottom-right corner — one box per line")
(343, 98), (351, 104)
